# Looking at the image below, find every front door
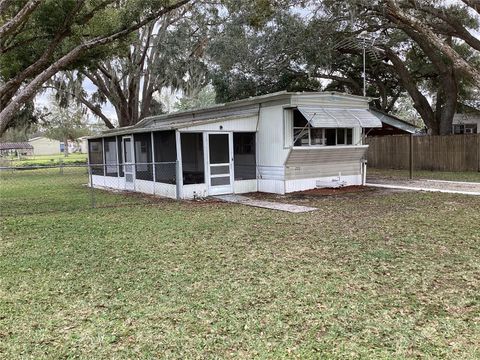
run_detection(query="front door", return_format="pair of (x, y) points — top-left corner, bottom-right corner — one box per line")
(207, 133), (233, 195)
(122, 136), (135, 190)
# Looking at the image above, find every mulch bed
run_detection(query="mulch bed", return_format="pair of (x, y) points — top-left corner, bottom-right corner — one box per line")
(246, 185), (375, 202)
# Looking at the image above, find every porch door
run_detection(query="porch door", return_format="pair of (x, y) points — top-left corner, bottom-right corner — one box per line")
(122, 136), (135, 190)
(207, 133), (233, 195)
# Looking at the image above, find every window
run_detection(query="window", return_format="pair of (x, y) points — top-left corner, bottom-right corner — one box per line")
(104, 137), (118, 177)
(234, 132), (256, 180)
(293, 110), (310, 146)
(181, 133), (204, 184)
(134, 133), (153, 181)
(453, 124), (477, 134)
(292, 109), (354, 146)
(88, 139), (104, 175)
(294, 127), (354, 147)
(153, 131), (177, 184)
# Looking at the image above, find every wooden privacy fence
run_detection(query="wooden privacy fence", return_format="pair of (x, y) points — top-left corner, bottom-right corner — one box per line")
(365, 134), (480, 172)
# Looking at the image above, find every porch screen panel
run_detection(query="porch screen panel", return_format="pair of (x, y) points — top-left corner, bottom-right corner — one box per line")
(104, 137), (118, 176)
(234, 132), (256, 180)
(134, 133), (153, 181)
(88, 139), (104, 175)
(153, 131), (177, 184)
(181, 133), (204, 184)
(117, 136), (124, 177)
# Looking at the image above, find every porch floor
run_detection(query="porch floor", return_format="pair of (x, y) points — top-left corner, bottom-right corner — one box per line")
(214, 194), (318, 213)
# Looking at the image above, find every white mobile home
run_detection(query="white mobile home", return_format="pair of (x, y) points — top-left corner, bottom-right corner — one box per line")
(87, 91), (381, 199)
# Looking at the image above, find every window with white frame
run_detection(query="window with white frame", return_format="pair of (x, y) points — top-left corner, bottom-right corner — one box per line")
(453, 123), (477, 134)
(293, 110), (353, 146)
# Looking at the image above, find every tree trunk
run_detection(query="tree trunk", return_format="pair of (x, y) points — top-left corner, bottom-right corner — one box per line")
(0, 0), (191, 136)
(64, 137), (69, 157)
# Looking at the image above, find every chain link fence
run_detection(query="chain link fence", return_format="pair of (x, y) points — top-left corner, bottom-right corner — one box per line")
(0, 162), (178, 217)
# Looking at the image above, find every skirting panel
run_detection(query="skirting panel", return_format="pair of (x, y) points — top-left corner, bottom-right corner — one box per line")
(91, 175), (177, 199)
(257, 179), (285, 194)
(234, 179), (257, 194)
(182, 184), (207, 199)
(285, 174), (362, 193)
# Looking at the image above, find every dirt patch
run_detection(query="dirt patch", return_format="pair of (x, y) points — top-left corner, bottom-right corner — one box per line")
(294, 185), (371, 196)
(247, 185), (372, 200)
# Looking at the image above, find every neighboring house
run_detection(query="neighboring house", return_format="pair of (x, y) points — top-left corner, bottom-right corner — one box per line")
(87, 91), (382, 199)
(366, 110), (419, 136)
(77, 136), (88, 153)
(452, 105), (480, 134)
(28, 136), (62, 155)
(0, 142), (33, 156)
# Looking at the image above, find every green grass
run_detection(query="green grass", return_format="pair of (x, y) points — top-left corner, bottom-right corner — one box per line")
(1, 172), (480, 358)
(0, 167), (142, 216)
(2, 153), (87, 167)
(368, 168), (480, 183)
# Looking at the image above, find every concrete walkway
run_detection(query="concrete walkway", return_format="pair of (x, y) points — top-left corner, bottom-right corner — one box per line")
(214, 194), (318, 213)
(367, 178), (480, 196)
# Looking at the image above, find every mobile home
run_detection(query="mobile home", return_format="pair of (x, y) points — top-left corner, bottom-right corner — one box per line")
(87, 91), (381, 199)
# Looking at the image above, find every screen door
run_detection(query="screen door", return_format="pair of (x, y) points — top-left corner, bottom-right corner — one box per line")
(207, 133), (233, 195)
(122, 136), (135, 190)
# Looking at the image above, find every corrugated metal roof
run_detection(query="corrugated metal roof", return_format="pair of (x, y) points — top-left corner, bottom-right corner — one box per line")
(369, 110), (418, 133)
(297, 107), (382, 128)
(0, 142), (33, 150)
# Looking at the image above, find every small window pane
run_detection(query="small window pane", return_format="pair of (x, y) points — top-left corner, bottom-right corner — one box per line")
(453, 125), (464, 134)
(310, 129), (324, 145)
(293, 109), (309, 127)
(465, 124), (477, 134)
(124, 138), (133, 162)
(346, 129), (353, 145)
(325, 129), (336, 146)
(211, 165), (230, 175)
(337, 129), (345, 145)
(209, 134), (229, 164)
(211, 176), (230, 186)
(294, 128), (309, 146)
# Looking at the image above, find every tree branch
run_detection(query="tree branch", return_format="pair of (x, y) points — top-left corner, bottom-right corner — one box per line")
(44, 85), (115, 129)
(384, 0), (480, 86)
(461, 0), (480, 15)
(0, 0), (192, 134)
(0, 0), (43, 39)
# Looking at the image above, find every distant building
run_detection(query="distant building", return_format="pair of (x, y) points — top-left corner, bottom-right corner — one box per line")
(77, 136), (88, 153)
(452, 105), (480, 134)
(28, 136), (62, 155)
(0, 142), (34, 156)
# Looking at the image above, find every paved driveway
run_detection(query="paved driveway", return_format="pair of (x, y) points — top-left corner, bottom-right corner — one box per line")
(367, 178), (480, 195)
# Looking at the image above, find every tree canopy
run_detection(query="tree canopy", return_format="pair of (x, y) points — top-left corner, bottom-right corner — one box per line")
(0, 0), (192, 134)
(1, 0), (479, 136)
(207, 0), (480, 134)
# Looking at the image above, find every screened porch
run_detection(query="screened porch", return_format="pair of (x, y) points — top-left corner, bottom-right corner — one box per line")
(88, 130), (257, 199)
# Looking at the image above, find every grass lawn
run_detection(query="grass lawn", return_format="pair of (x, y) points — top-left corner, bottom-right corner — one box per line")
(1, 172), (479, 358)
(2, 153), (87, 167)
(368, 167), (480, 183)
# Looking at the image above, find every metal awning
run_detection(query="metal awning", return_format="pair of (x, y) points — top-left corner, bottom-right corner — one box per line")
(297, 107), (382, 128)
